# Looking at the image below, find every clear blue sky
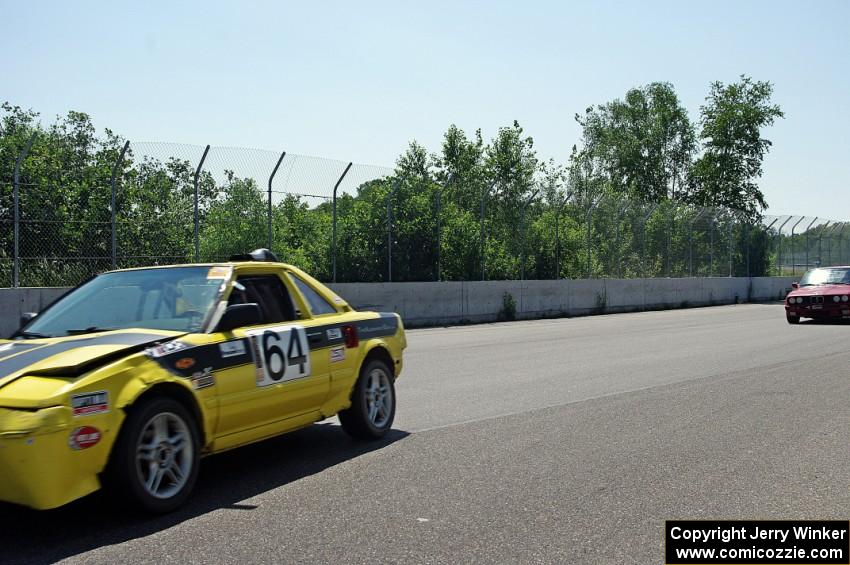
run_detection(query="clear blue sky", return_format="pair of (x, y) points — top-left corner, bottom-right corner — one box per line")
(4, 0), (849, 219)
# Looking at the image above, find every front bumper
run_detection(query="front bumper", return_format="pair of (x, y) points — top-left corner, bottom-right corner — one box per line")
(785, 304), (850, 320)
(0, 406), (112, 509)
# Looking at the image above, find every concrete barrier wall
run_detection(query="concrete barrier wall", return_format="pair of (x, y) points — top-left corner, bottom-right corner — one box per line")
(330, 276), (795, 327)
(0, 277), (795, 336)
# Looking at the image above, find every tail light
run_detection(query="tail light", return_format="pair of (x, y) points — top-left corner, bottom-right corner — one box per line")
(342, 325), (359, 348)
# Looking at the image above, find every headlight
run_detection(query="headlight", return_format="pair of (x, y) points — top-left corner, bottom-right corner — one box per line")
(834, 295), (841, 303)
(843, 296), (849, 302)
(795, 297), (803, 304)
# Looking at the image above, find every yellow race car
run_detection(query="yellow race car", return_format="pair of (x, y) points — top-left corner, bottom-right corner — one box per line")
(0, 249), (405, 512)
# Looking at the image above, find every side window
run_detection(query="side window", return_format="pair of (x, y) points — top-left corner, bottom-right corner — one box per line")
(227, 275), (297, 324)
(289, 274), (337, 316)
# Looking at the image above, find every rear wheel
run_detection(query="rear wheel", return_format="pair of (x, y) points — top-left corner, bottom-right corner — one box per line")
(786, 313), (800, 324)
(339, 359), (396, 439)
(107, 396), (200, 513)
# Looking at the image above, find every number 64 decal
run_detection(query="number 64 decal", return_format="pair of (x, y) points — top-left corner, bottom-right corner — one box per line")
(246, 325), (311, 387)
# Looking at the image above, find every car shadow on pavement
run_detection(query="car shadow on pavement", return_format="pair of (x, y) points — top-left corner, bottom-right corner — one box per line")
(0, 422), (410, 564)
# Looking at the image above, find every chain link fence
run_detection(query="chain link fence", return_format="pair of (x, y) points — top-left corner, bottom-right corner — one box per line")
(1, 139), (847, 287)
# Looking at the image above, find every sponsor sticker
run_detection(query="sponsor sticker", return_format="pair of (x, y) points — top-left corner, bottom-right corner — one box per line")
(219, 340), (247, 358)
(326, 328), (343, 340)
(189, 366), (215, 390)
(207, 266), (231, 279)
(249, 336), (266, 385)
(174, 357), (196, 370)
(71, 391), (109, 417)
(146, 341), (189, 358)
(69, 426), (102, 450)
(330, 346), (346, 363)
(332, 295), (345, 304)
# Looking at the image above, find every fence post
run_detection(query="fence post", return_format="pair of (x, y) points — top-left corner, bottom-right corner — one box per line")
(789, 217), (805, 276)
(803, 217), (818, 270)
(666, 204), (673, 277)
(641, 204), (658, 278)
(758, 218), (778, 278)
(520, 190), (539, 281)
(775, 216), (791, 275)
(12, 133), (36, 288)
(586, 197), (600, 278)
(817, 220), (831, 267)
(615, 200), (629, 278)
(480, 181), (495, 281)
(688, 208), (704, 277)
(707, 216), (713, 277)
(109, 141), (130, 270)
(435, 190), (441, 281)
(435, 173), (452, 282)
(193, 145), (210, 262)
(728, 217), (734, 277)
(554, 199), (564, 279)
(827, 223), (843, 266)
(331, 162), (353, 283)
(840, 224), (849, 266)
(267, 151), (286, 251)
(386, 178), (399, 282)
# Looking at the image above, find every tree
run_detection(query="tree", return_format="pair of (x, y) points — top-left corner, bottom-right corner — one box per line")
(575, 82), (696, 202)
(689, 76), (784, 221)
(433, 124), (487, 212)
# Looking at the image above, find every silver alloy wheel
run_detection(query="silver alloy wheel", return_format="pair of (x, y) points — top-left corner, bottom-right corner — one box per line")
(365, 366), (393, 428)
(135, 411), (193, 500)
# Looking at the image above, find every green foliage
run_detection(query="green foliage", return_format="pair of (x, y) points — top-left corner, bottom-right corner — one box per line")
(0, 87), (787, 287)
(576, 82), (696, 202)
(498, 291), (517, 321)
(689, 76), (784, 221)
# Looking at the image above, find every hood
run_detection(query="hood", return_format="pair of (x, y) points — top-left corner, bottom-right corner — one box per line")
(0, 330), (184, 392)
(789, 284), (850, 297)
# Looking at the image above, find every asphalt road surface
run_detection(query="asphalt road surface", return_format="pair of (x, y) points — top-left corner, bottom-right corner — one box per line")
(3, 303), (849, 564)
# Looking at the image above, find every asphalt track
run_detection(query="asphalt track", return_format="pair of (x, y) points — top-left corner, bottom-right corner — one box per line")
(2, 303), (849, 564)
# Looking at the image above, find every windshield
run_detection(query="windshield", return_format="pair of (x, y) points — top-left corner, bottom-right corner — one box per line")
(20, 266), (229, 338)
(799, 267), (850, 286)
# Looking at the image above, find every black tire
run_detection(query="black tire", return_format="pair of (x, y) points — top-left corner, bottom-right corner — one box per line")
(786, 313), (800, 325)
(339, 358), (396, 439)
(106, 396), (201, 513)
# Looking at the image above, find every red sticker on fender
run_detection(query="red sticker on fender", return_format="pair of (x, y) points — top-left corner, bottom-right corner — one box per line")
(69, 426), (102, 450)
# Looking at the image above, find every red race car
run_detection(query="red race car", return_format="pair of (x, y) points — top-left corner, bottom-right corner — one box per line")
(785, 266), (850, 324)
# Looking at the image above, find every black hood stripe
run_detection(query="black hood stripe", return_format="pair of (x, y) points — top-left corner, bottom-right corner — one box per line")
(0, 342), (40, 362)
(0, 333), (174, 380)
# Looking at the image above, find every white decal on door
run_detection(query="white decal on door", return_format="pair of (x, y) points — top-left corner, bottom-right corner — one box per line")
(246, 325), (311, 387)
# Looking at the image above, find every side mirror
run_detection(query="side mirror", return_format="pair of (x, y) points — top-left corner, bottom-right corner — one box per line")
(791, 282), (799, 289)
(216, 303), (263, 333)
(20, 312), (37, 328)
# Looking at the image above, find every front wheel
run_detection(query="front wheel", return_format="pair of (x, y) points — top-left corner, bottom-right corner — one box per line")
(786, 313), (800, 324)
(106, 396), (200, 513)
(339, 359), (396, 439)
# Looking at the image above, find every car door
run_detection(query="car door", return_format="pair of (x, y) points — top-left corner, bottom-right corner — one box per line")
(212, 271), (329, 444)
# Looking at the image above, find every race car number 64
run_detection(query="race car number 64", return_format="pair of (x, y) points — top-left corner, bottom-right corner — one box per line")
(247, 325), (311, 386)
